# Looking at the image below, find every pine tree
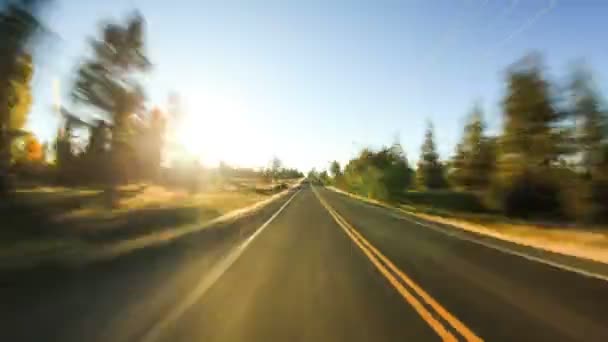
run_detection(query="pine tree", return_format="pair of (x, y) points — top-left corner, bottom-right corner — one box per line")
(501, 54), (561, 168)
(72, 13), (150, 201)
(387, 138), (413, 193)
(450, 106), (495, 190)
(329, 160), (342, 179)
(569, 65), (608, 220)
(417, 122), (446, 189)
(570, 66), (606, 177)
(450, 142), (467, 187)
(498, 54), (562, 217)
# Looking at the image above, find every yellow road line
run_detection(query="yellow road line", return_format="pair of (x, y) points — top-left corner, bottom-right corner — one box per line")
(347, 220), (483, 342)
(313, 187), (483, 342)
(313, 190), (457, 341)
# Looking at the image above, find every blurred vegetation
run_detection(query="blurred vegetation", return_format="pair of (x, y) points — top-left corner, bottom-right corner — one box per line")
(328, 140), (414, 202)
(328, 53), (608, 224)
(417, 122), (447, 190)
(0, 7), (305, 270)
(70, 12), (151, 206)
(2, 0), (607, 269)
(260, 157), (303, 183)
(0, 9), (304, 196)
(0, 0), (49, 195)
(449, 105), (496, 192)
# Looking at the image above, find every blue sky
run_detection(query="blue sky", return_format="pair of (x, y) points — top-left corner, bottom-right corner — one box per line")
(28, 0), (608, 171)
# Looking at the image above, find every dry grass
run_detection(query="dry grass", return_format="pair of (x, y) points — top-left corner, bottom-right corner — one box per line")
(1, 178), (301, 270)
(411, 212), (608, 264)
(56, 185), (269, 221)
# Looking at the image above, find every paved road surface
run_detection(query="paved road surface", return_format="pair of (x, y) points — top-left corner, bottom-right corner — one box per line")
(3, 185), (608, 341)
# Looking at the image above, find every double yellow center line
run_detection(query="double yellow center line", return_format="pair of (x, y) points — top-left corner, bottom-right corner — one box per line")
(313, 188), (482, 342)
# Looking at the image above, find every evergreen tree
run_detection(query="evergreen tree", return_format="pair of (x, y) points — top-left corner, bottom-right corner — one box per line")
(498, 54), (562, 217)
(417, 122), (446, 189)
(570, 66), (606, 177)
(450, 142), (467, 187)
(72, 12), (151, 189)
(329, 160), (342, 179)
(386, 138), (413, 193)
(569, 65), (608, 220)
(501, 54), (561, 168)
(450, 106), (495, 190)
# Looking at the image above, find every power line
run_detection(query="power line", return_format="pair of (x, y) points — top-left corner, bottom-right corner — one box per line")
(484, 0), (557, 59)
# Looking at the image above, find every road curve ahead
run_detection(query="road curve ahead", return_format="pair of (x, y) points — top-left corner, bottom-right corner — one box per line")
(4, 185), (608, 341)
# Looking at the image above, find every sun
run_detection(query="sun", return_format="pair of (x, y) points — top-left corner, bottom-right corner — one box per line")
(170, 91), (253, 167)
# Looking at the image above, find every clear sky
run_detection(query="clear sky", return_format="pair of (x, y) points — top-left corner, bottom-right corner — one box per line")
(27, 0), (608, 172)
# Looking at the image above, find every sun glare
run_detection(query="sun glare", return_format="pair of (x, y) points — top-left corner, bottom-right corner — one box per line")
(171, 92), (257, 167)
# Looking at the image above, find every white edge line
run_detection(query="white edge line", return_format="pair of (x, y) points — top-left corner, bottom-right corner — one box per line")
(401, 215), (608, 283)
(325, 187), (608, 283)
(141, 188), (301, 342)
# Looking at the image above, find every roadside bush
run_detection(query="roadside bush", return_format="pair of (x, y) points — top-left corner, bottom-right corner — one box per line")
(590, 178), (608, 222)
(345, 165), (390, 201)
(501, 170), (562, 219)
(398, 190), (486, 213)
(557, 175), (593, 222)
(341, 148), (414, 202)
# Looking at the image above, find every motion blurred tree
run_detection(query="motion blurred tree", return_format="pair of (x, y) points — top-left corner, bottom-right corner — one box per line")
(318, 170), (330, 184)
(9, 133), (46, 181)
(144, 107), (165, 181)
(0, 0), (48, 192)
(569, 65), (608, 220)
(41, 141), (48, 163)
(450, 106), (495, 190)
(329, 160), (342, 179)
(11, 133), (37, 164)
(6, 55), (33, 136)
(343, 151), (387, 200)
(501, 54), (561, 169)
(340, 144), (412, 200)
(79, 120), (110, 183)
(72, 12), (151, 190)
(497, 54), (563, 217)
(270, 156), (282, 180)
(417, 122), (446, 189)
(450, 142), (466, 187)
(24, 134), (42, 162)
(307, 168), (318, 182)
(570, 66), (606, 177)
(54, 125), (74, 182)
(85, 120), (109, 157)
(387, 138), (414, 192)
(278, 167), (303, 179)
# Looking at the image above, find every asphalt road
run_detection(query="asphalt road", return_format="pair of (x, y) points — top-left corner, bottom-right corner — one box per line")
(3, 185), (608, 341)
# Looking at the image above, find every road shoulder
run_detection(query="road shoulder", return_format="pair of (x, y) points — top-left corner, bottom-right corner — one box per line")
(324, 186), (608, 281)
